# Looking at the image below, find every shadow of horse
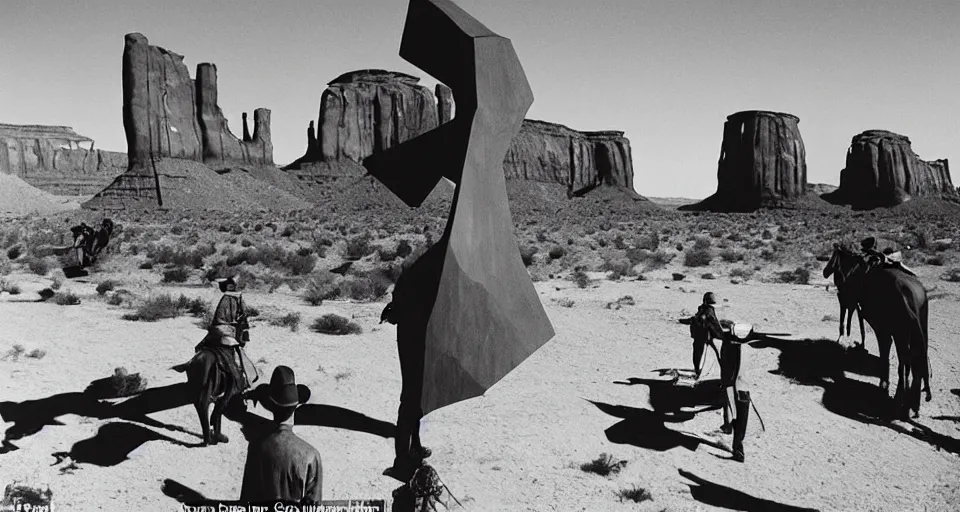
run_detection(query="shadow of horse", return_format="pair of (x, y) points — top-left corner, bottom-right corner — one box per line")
(588, 400), (729, 454)
(679, 469), (821, 511)
(52, 422), (203, 467)
(751, 337), (960, 455)
(0, 381), (197, 455)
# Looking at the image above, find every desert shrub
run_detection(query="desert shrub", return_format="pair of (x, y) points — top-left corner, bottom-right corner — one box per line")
(571, 268), (591, 288)
(26, 257), (51, 276)
(6, 244), (24, 260)
(702, 273), (716, 280)
(600, 253), (634, 279)
(672, 272), (686, 281)
(107, 292), (125, 306)
(693, 237), (711, 250)
(53, 291), (81, 306)
(96, 280), (119, 295)
(122, 294), (182, 322)
(548, 246), (566, 260)
(26, 349), (46, 359)
(269, 312), (302, 332)
(1, 280), (21, 295)
(520, 246), (539, 267)
(776, 267), (811, 285)
(303, 272), (341, 305)
(110, 367), (147, 396)
(618, 486), (653, 504)
(162, 267), (190, 283)
(4, 344), (26, 361)
(311, 314), (362, 335)
(555, 298), (575, 308)
(345, 235), (374, 260)
(941, 268), (960, 282)
(933, 240), (952, 252)
(170, 225), (184, 235)
(284, 252), (317, 275)
(395, 239), (413, 259)
(719, 248), (745, 263)
(761, 229), (774, 240)
(580, 453), (627, 477)
(343, 274), (391, 301)
(926, 255), (945, 266)
(760, 248), (780, 262)
(139, 261), (154, 270)
(684, 248), (712, 267)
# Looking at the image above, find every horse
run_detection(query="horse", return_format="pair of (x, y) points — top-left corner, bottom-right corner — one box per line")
(823, 244), (931, 418)
(823, 254), (866, 348)
(182, 347), (243, 446)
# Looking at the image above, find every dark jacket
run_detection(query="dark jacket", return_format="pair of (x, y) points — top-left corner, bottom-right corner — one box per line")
(692, 304), (725, 342)
(210, 292), (246, 341)
(240, 424), (323, 503)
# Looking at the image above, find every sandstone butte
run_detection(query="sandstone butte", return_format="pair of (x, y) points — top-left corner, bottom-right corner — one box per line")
(823, 130), (956, 209)
(284, 69), (640, 198)
(684, 110), (808, 212)
(86, 33), (288, 211)
(0, 123), (126, 195)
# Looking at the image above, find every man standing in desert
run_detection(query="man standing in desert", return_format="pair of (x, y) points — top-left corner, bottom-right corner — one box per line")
(690, 292), (724, 379)
(379, 243), (446, 481)
(240, 366), (322, 503)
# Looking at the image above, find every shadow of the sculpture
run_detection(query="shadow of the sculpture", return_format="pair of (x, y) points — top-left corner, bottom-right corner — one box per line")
(233, 404), (396, 442)
(753, 337), (960, 455)
(679, 469), (821, 511)
(588, 400), (728, 454)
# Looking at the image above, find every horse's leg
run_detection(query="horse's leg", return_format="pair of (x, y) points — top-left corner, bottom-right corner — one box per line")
(856, 307), (866, 349)
(890, 325), (913, 420)
(210, 394), (230, 444)
(876, 330), (892, 392)
(195, 386), (212, 446)
(837, 305), (847, 342)
(920, 301), (932, 402)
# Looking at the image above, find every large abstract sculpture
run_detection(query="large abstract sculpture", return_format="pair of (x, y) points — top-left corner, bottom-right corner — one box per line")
(363, 0), (556, 415)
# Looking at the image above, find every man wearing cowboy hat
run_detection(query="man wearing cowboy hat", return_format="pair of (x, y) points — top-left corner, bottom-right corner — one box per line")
(689, 292), (724, 379)
(240, 366), (322, 503)
(379, 243), (445, 481)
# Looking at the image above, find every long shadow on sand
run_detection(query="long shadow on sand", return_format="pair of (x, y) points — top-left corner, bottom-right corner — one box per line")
(51, 421), (203, 467)
(751, 337), (960, 456)
(0, 381), (197, 455)
(230, 403), (396, 443)
(614, 376), (724, 419)
(589, 400), (728, 453)
(679, 469), (821, 511)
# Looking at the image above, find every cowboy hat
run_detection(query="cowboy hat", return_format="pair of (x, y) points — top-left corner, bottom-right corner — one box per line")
(252, 366), (311, 413)
(215, 276), (237, 293)
(703, 292), (717, 305)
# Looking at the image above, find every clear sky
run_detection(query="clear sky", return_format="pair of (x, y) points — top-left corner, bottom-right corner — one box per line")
(1, 0), (957, 198)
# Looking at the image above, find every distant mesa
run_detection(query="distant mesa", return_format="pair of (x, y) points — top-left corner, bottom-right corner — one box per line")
(285, 68), (644, 200)
(0, 123), (126, 195)
(822, 130), (956, 209)
(682, 110), (807, 212)
(85, 33), (289, 211)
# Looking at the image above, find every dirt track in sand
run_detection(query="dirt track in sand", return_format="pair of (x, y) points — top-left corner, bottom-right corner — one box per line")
(1, 264), (959, 511)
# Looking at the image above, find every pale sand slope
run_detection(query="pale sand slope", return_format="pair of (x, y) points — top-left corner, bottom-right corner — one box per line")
(0, 173), (81, 217)
(1, 267), (958, 511)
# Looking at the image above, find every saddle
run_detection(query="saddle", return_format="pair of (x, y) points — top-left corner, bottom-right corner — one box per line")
(194, 341), (247, 392)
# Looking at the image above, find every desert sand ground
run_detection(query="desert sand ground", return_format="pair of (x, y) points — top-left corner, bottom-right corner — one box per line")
(2, 247), (959, 511)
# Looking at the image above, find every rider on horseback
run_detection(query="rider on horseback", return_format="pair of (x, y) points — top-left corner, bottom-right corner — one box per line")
(196, 277), (253, 393)
(861, 236), (916, 276)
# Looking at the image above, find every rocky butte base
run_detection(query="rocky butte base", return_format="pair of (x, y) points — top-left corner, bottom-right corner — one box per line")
(822, 130), (956, 209)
